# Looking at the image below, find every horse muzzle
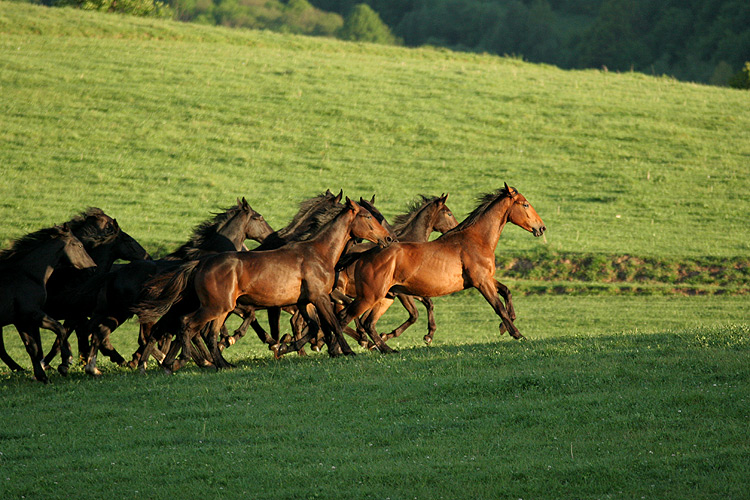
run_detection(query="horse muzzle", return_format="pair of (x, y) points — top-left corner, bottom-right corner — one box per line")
(532, 225), (546, 237)
(378, 236), (395, 247)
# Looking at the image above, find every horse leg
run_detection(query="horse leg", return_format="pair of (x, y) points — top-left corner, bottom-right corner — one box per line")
(0, 327), (25, 372)
(16, 325), (48, 383)
(382, 294), (416, 342)
(415, 296), (437, 344)
(274, 303), (319, 358)
(495, 280), (515, 335)
(37, 314), (74, 376)
(204, 317), (233, 370)
(314, 296), (356, 357)
(360, 299), (398, 354)
(221, 308), (257, 349)
(476, 280), (523, 339)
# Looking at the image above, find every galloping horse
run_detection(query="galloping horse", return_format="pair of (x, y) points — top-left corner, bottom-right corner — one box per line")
(133, 198), (393, 372)
(41, 211), (151, 373)
(81, 197), (273, 376)
(0, 225), (96, 382)
(335, 184), (545, 352)
(333, 194), (458, 347)
(0, 208), (127, 374)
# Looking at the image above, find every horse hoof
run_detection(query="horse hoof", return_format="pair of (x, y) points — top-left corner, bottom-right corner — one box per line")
(57, 364), (69, 376)
(271, 344), (282, 359)
(41, 362), (51, 371)
(280, 334), (292, 343)
(85, 366), (102, 377)
(423, 335), (433, 344)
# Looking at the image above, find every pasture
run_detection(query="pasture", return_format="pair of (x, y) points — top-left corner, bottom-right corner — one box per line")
(0, 2), (749, 499)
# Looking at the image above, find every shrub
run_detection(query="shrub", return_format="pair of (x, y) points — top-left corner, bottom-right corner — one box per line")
(338, 3), (398, 44)
(729, 62), (750, 89)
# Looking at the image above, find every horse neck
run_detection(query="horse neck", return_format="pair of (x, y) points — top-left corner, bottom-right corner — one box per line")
(308, 210), (356, 266)
(14, 240), (67, 285)
(396, 205), (438, 242)
(210, 214), (248, 251)
(459, 197), (513, 252)
(85, 243), (119, 273)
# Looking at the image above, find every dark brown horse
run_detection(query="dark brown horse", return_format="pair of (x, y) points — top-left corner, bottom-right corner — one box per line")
(41, 211), (151, 373)
(81, 198), (273, 376)
(133, 199), (392, 372)
(333, 194), (458, 347)
(0, 208), (126, 374)
(0, 224), (96, 382)
(335, 184), (545, 352)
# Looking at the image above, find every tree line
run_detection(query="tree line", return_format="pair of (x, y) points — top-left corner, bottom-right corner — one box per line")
(25, 0), (750, 86)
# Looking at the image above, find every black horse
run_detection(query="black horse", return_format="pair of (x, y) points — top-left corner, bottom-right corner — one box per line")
(0, 224), (96, 382)
(0, 208), (125, 374)
(40, 209), (151, 374)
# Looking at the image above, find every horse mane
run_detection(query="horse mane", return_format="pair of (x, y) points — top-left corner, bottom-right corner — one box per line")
(276, 191), (337, 240)
(391, 195), (440, 235)
(442, 186), (513, 235)
(64, 207), (118, 245)
(296, 203), (345, 241)
(254, 192), (340, 250)
(166, 204), (244, 260)
(0, 226), (63, 269)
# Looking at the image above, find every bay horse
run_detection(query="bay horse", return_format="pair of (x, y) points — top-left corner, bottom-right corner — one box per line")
(81, 197), (273, 376)
(335, 184), (545, 352)
(133, 198), (392, 373)
(218, 190), (345, 352)
(136, 190), (345, 371)
(0, 224), (96, 382)
(331, 194), (458, 349)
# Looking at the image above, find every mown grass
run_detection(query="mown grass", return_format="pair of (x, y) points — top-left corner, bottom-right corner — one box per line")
(1, 296), (748, 499)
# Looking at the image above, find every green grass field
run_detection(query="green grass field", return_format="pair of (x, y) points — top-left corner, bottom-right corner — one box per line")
(0, 3), (749, 499)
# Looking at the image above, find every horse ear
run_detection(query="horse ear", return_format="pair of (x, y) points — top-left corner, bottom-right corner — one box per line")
(504, 183), (517, 198)
(241, 197), (249, 209)
(371, 195), (376, 204)
(58, 223), (71, 235)
(325, 188), (332, 195)
(334, 189), (343, 204)
(440, 193), (449, 203)
(345, 197), (359, 212)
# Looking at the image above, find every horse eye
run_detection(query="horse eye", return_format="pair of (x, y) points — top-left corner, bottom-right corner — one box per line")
(524, 204), (530, 208)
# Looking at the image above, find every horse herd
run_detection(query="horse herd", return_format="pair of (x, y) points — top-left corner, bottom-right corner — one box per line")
(0, 184), (545, 382)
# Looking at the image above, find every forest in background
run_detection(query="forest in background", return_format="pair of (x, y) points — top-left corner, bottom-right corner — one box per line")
(13, 0), (750, 86)
(309, 0), (750, 85)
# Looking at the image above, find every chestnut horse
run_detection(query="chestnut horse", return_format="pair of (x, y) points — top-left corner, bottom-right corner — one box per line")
(133, 198), (392, 372)
(335, 184), (545, 352)
(333, 194), (458, 347)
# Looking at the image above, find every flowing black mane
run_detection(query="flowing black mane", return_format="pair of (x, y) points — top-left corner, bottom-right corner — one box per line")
(442, 186), (514, 235)
(65, 207), (118, 245)
(166, 204), (245, 260)
(392, 195), (440, 234)
(0, 226), (64, 269)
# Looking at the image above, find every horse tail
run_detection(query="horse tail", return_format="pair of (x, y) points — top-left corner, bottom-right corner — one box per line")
(132, 260), (201, 324)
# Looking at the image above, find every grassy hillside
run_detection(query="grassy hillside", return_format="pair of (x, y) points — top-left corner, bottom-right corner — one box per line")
(0, 5), (748, 499)
(1, 2), (748, 263)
